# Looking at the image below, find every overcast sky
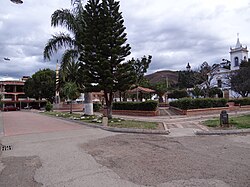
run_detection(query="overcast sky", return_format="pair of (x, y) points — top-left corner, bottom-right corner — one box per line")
(0, 0), (250, 80)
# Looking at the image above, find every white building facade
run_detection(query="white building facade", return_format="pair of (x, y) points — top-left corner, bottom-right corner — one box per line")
(209, 37), (248, 98)
(230, 37), (248, 71)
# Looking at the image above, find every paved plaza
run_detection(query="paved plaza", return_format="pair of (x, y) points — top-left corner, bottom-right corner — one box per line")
(0, 111), (250, 187)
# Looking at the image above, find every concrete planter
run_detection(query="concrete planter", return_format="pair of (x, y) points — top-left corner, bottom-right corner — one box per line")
(101, 109), (159, 116)
(170, 105), (250, 116)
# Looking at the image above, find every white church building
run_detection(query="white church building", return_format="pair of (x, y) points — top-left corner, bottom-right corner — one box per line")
(208, 36), (248, 98)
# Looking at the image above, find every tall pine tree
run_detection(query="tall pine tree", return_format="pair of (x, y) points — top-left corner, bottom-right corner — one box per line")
(80, 0), (131, 118)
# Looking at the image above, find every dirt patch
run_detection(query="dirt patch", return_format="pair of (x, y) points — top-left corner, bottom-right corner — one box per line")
(81, 134), (250, 186)
(0, 156), (42, 187)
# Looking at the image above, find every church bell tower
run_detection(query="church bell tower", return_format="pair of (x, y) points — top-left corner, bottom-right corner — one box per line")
(230, 34), (248, 70)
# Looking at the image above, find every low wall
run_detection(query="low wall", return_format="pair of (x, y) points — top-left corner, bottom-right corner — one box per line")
(53, 103), (84, 112)
(240, 105), (250, 111)
(101, 109), (159, 116)
(170, 105), (250, 116)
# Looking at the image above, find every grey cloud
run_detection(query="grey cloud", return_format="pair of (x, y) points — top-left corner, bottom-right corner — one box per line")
(1, 0), (250, 80)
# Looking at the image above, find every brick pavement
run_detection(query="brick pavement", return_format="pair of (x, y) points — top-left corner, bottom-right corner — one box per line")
(2, 111), (84, 136)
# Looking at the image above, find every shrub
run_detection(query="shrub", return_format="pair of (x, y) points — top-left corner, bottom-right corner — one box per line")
(93, 102), (102, 112)
(45, 101), (53, 111)
(169, 98), (227, 110)
(229, 98), (250, 106)
(112, 100), (158, 111)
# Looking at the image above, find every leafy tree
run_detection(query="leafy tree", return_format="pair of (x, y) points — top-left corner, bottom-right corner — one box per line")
(191, 86), (204, 98)
(151, 81), (168, 102)
(80, 0), (131, 118)
(115, 61), (136, 102)
(44, 0), (93, 115)
(24, 69), (56, 103)
(208, 87), (223, 98)
(63, 82), (80, 114)
(168, 89), (188, 99)
(231, 60), (250, 97)
(197, 61), (222, 97)
(130, 55), (152, 101)
(178, 70), (202, 89)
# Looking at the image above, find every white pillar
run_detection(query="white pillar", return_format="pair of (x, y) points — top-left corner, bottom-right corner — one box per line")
(84, 92), (93, 115)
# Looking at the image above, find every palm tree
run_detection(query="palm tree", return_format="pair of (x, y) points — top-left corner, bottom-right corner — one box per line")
(63, 82), (80, 114)
(61, 61), (82, 87)
(43, 0), (93, 115)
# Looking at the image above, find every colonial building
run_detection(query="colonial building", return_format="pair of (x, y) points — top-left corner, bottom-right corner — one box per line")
(230, 36), (248, 70)
(208, 36), (248, 98)
(0, 77), (46, 109)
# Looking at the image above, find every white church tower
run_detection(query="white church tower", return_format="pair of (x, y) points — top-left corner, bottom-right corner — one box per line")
(230, 34), (248, 70)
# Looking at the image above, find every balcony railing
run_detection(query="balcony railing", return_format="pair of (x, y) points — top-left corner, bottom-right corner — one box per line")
(2, 98), (13, 101)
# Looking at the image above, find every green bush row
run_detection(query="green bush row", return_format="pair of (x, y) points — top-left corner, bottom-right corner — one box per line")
(112, 101), (158, 111)
(229, 98), (250, 106)
(169, 98), (227, 110)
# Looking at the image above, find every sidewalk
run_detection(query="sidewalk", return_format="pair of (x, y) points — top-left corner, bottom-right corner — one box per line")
(109, 110), (250, 137)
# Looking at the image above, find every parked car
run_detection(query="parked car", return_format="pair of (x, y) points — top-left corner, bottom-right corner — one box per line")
(2, 106), (20, 111)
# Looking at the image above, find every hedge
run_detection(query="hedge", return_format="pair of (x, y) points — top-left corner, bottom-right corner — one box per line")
(93, 103), (102, 112)
(229, 98), (250, 106)
(112, 101), (158, 111)
(169, 98), (227, 110)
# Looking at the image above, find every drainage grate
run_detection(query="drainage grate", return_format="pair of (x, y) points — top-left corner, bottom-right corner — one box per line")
(1, 145), (12, 151)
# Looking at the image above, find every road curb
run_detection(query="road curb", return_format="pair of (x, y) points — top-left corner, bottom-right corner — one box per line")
(39, 112), (170, 135)
(195, 129), (250, 136)
(72, 119), (170, 135)
(100, 126), (170, 135)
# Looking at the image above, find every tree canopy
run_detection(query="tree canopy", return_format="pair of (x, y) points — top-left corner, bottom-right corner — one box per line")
(231, 60), (250, 97)
(44, 0), (94, 115)
(79, 0), (131, 118)
(63, 82), (80, 113)
(24, 69), (56, 103)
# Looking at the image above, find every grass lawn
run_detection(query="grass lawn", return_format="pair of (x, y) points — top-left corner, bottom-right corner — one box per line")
(44, 111), (158, 129)
(108, 120), (158, 129)
(203, 114), (250, 129)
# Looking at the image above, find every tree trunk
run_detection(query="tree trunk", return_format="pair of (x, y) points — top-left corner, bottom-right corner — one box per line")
(158, 96), (163, 103)
(136, 87), (139, 102)
(123, 92), (127, 102)
(84, 92), (93, 115)
(70, 100), (73, 114)
(119, 91), (122, 102)
(104, 91), (113, 119)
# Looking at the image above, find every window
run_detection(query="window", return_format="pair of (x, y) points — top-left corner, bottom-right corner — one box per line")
(244, 56), (247, 61)
(234, 57), (239, 66)
(217, 80), (222, 88)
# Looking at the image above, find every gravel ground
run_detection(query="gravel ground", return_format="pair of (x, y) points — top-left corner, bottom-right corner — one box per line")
(82, 134), (250, 187)
(0, 156), (42, 187)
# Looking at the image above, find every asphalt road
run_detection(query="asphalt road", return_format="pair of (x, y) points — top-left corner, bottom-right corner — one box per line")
(0, 111), (250, 187)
